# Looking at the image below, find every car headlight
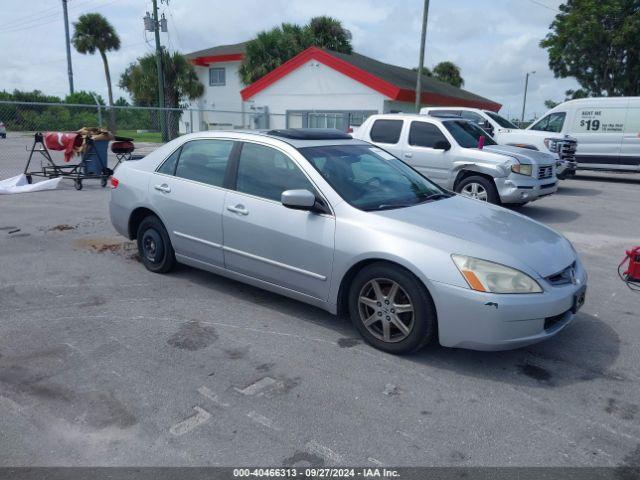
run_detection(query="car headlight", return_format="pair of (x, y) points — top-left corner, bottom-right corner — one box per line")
(543, 138), (559, 152)
(452, 255), (543, 294)
(511, 163), (533, 176)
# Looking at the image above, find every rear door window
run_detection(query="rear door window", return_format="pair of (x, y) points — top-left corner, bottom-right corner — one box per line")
(174, 139), (234, 187)
(157, 147), (181, 175)
(370, 119), (404, 144)
(408, 122), (449, 148)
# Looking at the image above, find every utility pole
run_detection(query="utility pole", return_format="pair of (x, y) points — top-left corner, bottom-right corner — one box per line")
(414, 0), (430, 112)
(521, 71), (536, 125)
(62, 0), (74, 94)
(151, 0), (167, 140)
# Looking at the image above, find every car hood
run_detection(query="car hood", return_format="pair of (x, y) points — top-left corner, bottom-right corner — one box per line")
(483, 144), (555, 166)
(373, 195), (575, 278)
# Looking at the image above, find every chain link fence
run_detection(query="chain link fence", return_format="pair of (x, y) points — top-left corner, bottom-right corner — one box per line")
(0, 101), (322, 180)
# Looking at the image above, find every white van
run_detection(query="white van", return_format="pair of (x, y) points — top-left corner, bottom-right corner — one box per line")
(527, 97), (640, 172)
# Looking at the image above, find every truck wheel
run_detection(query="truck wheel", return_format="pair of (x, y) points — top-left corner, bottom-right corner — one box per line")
(456, 176), (500, 204)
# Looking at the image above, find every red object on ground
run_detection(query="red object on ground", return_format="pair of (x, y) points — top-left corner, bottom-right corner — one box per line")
(622, 246), (640, 281)
(44, 132), (82, 162)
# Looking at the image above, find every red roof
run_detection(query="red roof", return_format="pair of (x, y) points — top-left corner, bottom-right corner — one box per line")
(240, 47), (501, 111)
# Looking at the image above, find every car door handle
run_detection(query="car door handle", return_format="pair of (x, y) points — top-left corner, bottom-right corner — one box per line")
(227, 205), (249, 215)
(404, 153), (413, 158)
(154, 184), (171, 193)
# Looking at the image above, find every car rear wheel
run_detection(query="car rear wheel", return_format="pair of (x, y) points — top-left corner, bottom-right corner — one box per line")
(456, 175), (500, 204)
(348, 263), (437, 354)
(136, 215), (176, 273)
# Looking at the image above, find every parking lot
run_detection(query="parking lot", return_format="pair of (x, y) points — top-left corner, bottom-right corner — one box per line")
(1, 137), (639, 468)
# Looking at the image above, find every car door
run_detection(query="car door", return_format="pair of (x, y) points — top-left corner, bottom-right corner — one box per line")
(222, 141), (335, 300)
(149, 138), (235, 267)
(621, 103), (640, 170)
(401, 120), (452, 183)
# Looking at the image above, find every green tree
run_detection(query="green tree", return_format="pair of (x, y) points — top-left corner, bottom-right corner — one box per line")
(119, 49), (204, 138)
(72, 13), (120, 130)
(540, 0), (640, 96)
(239, 16), (353, 85)
(64, 90), (105, 105)
(432, 61), (465, 88)
(412, 62), (464, 88)
(544, 99), (560, 109)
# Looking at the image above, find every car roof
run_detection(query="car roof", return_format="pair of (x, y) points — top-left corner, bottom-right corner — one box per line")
(368, 113), (469, 124)
(175, 129), (371, 149)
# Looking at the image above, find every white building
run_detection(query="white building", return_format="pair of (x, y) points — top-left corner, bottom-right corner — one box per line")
(182, 42), (501, 132)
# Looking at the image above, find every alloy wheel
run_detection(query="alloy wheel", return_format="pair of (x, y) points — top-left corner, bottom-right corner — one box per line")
(461, 182), (488, 201)
(358, 278), (415, 343)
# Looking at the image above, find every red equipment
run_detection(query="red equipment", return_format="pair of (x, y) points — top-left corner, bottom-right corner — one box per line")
(619, 246), (640, 291)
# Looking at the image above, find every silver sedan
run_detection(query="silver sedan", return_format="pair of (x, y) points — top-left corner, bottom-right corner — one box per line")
(109, 129), (587, 354)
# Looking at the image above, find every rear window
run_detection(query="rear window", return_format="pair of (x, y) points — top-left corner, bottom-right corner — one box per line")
(370, 119), (403, 144)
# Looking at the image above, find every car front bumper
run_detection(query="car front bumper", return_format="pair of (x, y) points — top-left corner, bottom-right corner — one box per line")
(495, 175), (558, 203)
(430, 266), (587, 351)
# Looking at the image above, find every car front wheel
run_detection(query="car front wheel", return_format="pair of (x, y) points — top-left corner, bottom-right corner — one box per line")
(136, 215), (176, 273)
(348, 262), (437, 354)
(456, 175), (500, 204)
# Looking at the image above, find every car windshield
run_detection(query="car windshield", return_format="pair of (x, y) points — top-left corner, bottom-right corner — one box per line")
(485, 111), (518, 129)
(443, 120), (498, 148)
(299, 144), (449, 212)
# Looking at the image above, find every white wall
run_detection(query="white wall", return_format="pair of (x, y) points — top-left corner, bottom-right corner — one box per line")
(248, 60), (387, 129)
(181, 61), (246, 133)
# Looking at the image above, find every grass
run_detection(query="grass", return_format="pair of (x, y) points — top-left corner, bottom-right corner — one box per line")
(116, 129), (163, 143)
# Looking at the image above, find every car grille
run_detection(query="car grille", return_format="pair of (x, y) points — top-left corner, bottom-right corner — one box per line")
(546, 262), (576, 286)
(559, 140), (577, 161)
(537, 165), (554, 179)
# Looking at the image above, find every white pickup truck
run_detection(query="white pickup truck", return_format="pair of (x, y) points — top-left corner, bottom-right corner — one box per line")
(354, 113), (558, 205)
(420, 107), (578, 179)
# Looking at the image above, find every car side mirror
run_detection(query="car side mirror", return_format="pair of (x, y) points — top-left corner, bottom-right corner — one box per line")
(434, 140), (451, 151)
(281, 189), (317, 211)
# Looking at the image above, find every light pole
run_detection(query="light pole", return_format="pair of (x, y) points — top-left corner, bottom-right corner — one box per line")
(414, 0), (430, 112)
(62, 0), (74, 94)
(520, 70), (536, 125)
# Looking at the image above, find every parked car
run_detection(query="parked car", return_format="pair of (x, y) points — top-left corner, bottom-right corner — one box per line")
(526, 97), (640, 173)
(420, 107), (578, 179)
(0, 122), (6, 139)
(354, 114), (558, 205)
(109, 128), (587, 354)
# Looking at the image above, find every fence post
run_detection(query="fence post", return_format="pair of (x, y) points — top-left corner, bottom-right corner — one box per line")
(190, 110), (194, 133)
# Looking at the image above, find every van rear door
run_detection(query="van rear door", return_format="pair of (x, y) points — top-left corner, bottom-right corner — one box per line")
(620, 100), (640, 171)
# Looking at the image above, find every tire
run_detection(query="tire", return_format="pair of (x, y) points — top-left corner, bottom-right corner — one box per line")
(348, 262), (437, 354)
(455, 175), (500, 204)
(136, 215), (176, 274)
(74, 179), (83, 191)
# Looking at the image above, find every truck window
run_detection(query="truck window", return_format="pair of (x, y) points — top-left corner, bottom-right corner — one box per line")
(443, 120), (498, 148)
(530, 112), (566, 133)
(485, 111), (518, 129)
(409, 122), (449, 148)
(370, 119), (403, 144)
(428, 110), (462, 118)
(460, 111), (483, 123)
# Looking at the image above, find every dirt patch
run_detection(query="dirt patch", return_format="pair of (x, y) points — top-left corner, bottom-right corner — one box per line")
(75, 237), (136, 254)
(49, 224), (76, 232)
(518, 363), (553, 384)
(167, 320), (218, 351)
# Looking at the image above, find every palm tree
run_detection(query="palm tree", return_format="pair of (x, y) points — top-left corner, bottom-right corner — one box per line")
(240, 17), (353, 85)
(432, 61), (465, 88)
(72, 13), (120, 130)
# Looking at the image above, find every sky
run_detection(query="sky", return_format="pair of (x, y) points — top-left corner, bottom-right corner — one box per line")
(0, 0), (581, 121)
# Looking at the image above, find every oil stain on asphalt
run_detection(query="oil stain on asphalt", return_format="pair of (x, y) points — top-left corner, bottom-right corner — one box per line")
(517, 363), (553, 384)
(167, 320), (218, 351)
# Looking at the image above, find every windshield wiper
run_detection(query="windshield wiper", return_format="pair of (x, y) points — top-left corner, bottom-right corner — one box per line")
(420, 192), (450, 201)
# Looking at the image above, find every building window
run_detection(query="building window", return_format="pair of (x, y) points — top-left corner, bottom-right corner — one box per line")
(209, 67), (226, 86)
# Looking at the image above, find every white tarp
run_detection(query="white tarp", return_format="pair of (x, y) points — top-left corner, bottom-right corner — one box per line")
(0, 174), (62, 195)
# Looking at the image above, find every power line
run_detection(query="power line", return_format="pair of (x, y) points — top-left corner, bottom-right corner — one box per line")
(0, 0), (99, 31)
(528, 0), (560, 12)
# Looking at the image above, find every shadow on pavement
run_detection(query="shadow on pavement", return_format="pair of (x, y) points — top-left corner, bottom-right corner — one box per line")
(556, 184), (603, 197)
(511, 204), (581, 224)
(573, 173), (640, 185)
(407, 312), (621, 388)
